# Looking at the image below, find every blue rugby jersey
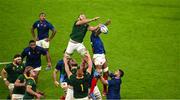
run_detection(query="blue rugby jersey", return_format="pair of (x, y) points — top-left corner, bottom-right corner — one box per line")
(90, 32), (105, 54)
(21, 46), (47, 68)
(55, 60), (67, 83)
(107, 78), (122, 99)
(33, 20), (54, 40)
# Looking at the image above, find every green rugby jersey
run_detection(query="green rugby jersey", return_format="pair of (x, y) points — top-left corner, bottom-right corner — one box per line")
(13, 74), (27, 94)
(4, 63), (25, 83)
(23, 78), (36, 99)
(69, 72), (90, 98)
(70, 21), (89, 43)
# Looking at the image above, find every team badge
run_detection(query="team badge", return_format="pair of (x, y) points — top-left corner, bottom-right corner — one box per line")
(37, 24), (39, 27)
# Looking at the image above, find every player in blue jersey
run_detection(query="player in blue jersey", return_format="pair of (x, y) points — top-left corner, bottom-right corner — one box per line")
(53, 59), (67, 87)
(31, 12), (56, 70)
(89, 20), (111, 96)
(99, 69), (124, 100)
(53, 59), (67, 99)
(21, 40), (51, 79)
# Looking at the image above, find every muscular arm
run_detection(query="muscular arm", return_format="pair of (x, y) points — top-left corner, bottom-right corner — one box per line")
(94, 19), (111, 36)
(53, 69), (59, 82)
(31, 27), (36, 40)
(88, 24), (100, 32)
(100, 76), (108, 85)
(63, 55), (72, 78)
(49, 29), (56, 41)
(1, 68), (7, 80)
(76, 17), (99, 25)
(14, 79), (25, 87)
(85, 52), (92, 74)
(26, 85), (40, 97)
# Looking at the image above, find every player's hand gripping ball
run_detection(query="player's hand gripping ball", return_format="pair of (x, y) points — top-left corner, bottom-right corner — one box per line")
(100, 24), (108, 34)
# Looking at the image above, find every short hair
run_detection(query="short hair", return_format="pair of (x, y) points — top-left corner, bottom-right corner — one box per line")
(13, 54), (21, 59)
(24, 66), (34, 75)
(119, 69), (124, 77)
(39, 12), (46, 17)
(29, 40), (35, 44)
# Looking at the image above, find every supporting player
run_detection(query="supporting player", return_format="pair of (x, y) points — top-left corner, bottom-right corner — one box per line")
(12, 66), (33, 100)
(64, 52), (92, 100)
(23, 68), (44, 99)
(31, 12), (56, 70)
(89, 20), (111, 96)
(1, 54), (25, 99)
(53, 59), (67, 99)
(21, 40), (51, 81)
(99, 69), (124, 99)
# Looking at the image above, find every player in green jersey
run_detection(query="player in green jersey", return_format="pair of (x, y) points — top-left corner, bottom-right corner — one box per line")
(23, 67), (43, 99)
(1, 54), (25, 99)
(65, 14), (100, 57)
(64, 52), (92, 100)
(12, 66), (33, 100)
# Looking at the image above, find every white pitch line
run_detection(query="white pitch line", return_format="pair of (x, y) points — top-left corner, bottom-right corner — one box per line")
(0, 62), (11, 65)
(0, 61), (26, 65)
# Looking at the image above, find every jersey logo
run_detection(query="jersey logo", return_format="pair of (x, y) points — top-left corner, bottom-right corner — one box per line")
(37, 24), (40, 27)
(28, 51), (31, 55)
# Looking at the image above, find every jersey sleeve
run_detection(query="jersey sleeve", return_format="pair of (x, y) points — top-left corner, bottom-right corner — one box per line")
(4, 64), (10, 73)
(17, 75), (24, 81)
(55, 61), (63, 71)
(48, 22), (54, 30)
(26, 79), (34, 86)
(84, 72), (91, 81)
(107, 80), (115, 86)
(32, 21), (37, 28)
(69, 74), (76, 85)
(39, 47), (47, 55)
(21, 48), (27, 59)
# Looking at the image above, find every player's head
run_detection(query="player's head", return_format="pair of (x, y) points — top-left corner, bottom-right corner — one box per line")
(39, 12), (46, 21)
(28, 68), (36, 77)
(76, 68), (84, 77)
(68, 58), (78, 67)
(114, 69), (124, 78)
(78, 13), (86, 20)
(29, 40), (36, 49)
(13, 54), (22, 65)
(24, 66), (34, 76)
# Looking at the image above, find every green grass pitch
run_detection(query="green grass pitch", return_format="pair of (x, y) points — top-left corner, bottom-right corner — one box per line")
(0, 0), (179, 99)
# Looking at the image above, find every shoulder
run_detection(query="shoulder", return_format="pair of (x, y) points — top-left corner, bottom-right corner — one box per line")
(27, 78), (35, 85)
(18, 74), (24, 79)
(69, 74), (76, 80)
(36, 46), (44, 50)
(34, 20), (40, 24)
(24, 47), (30, 51)
(5, 63), (13, 69)
(58, 60), (64, 65)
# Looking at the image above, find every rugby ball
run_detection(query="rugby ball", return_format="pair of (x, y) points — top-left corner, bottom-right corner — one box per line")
(100, 24), (108, 34)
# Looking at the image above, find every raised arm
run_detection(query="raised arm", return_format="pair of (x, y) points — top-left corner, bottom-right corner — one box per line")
(63, 54), (72, 78)
(94, 19), (111, 36)
(84, 52), (92, 74)
(76, 17), (99, 25)
(88, 24), (101, 32)
(100, 76), (108, 85)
